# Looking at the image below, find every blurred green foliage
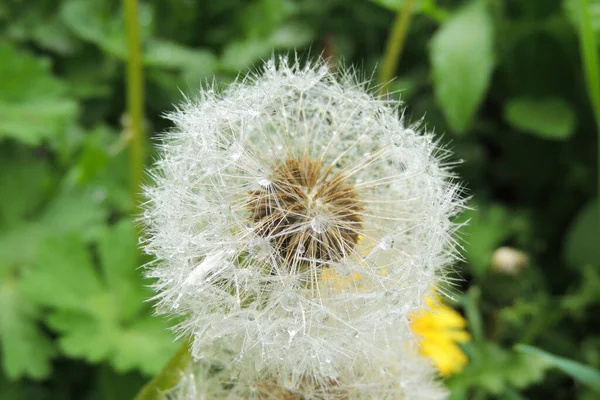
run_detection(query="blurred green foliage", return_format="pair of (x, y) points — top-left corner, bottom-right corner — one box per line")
(0, 0), (598, 399)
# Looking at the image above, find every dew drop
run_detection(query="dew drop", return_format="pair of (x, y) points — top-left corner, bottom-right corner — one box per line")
(392, 135), (404, 147)
(426, 164), (439, 176)
(284, 377), (295, 389)
(352, 296), (366, 309)
(378, 236), (394, 250)
(171, 293), (182, 310)
(310, 215), (328, 233)
(205, 165), (218, 175)
(257, 167), (272, 187)
(280, 292), (298, 311)
(229, 146), (242, 160)
(258, 177), (271, 187)
(229, 366), (240, 381)
(251, 237), (271, 260)
(315, 309), (329, 323)
(384, 289), (401, 305)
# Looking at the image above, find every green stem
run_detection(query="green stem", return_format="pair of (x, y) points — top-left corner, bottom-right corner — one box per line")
(125, 3), (190, 399)
(421, 0), (448, 22)
(134, 339), (194, 400)
(124, 0), (146, 208)
(462, 286), (484, 343)
(378, 0), (415, 93)
(577, 0), (600, 214)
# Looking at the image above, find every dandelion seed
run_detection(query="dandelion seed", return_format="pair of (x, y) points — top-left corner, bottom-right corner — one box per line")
(165, 346), (449, 400)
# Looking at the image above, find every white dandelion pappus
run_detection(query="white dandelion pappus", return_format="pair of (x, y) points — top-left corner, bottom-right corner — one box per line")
(142, 56), (464, 389)
(165, 334), (448, 400)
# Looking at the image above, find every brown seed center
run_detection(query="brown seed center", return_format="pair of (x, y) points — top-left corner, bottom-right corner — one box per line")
(247, 155), (363, 269)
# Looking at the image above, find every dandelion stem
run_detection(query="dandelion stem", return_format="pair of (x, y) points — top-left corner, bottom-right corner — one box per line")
(576, 0), (600, 218)
(134, 339), (193, 400)
(378, 0), (415, 93)
(124, 0), (146, 208)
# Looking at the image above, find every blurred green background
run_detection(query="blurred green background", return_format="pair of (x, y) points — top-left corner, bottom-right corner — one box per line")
(0, 0), (598, 399)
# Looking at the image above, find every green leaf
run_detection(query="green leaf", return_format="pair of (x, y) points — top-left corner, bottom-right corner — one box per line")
(505, 350), (551, 389)
(561, 266), (600, 315)
(458, 203), (512, 275)
(0, 187), (108, 270)
(0, 274), (55, 380)
(98, 220), (147, 320)
(515, 344), (600, 392)
(369, 0), (449, 20)
(5, 5), (77, 55)
(369, 0), (428, 12)
(23, 236), (103, 312)
(48, 309), (114, 363)
(564, 199), (599, 269)
(61, 53), (116, 101)
(60, 0), (129, 58)
(144, 39), (217, 76)
(62, 0), (213, 75)
(30, 17), (78, 54)
(504, 97), (576, 140)
(462, 287), (484, 342)
(430, 0), (495, 134)
(221, 39), (274, 72)
(221, 23), (314, 71)
(448, 342), (548, 395)
(38, 188), (109, 242)
(0, 156), (51, 228)
(110, 317), (178, 374)
(21, 220), (179, 375)
(66, 125), (132, 212)
(269, 22), (315, 48)
(564, 0), (600, 42)
(0, 42), (78, 145)
(0, 158), (108, 380)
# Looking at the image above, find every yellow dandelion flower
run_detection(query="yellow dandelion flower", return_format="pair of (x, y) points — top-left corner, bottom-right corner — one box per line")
(410, 295), (470, 376)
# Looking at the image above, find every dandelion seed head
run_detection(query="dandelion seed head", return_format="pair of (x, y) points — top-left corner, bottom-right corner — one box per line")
(143, 55), (465, 386)
(166, 337), (448, 400)
(247, 154), (363, 269)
